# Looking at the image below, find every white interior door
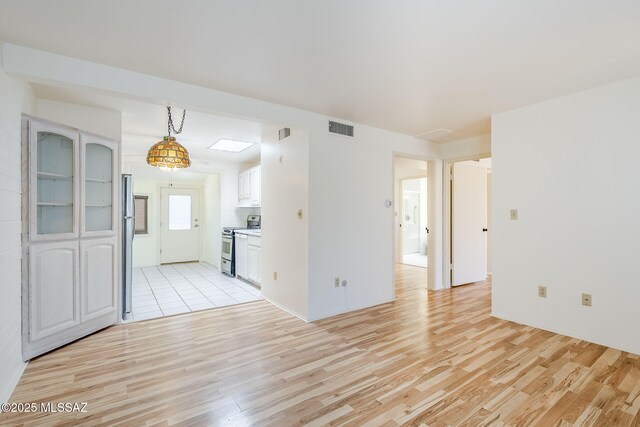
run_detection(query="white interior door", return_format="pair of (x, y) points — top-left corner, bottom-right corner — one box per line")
(452, 163), (488, 286)
(160, 187), (200, 263)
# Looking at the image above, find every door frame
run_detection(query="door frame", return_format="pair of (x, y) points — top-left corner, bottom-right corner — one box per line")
(391, 153), (438, 296)
(443, 153), (491, 289)
(159, 186), (203, 264)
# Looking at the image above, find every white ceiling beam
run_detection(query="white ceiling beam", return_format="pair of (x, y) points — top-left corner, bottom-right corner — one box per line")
(2, 43), (312, 128)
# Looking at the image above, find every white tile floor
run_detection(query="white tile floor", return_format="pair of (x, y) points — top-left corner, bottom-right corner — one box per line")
(402, 253), (428, 268)
(129, 262), (262, 322)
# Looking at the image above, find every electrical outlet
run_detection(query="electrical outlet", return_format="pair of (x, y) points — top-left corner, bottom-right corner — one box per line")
(510, 209), (519, 220)
(582, 293), (592, 307)
(273, 272), (278, 280)
(334, 277), (340, 288)
(341, 280), (347, 287)
(538, 286), (547, 298)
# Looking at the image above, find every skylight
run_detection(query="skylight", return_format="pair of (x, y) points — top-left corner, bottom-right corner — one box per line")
(208, 139), (255, 152)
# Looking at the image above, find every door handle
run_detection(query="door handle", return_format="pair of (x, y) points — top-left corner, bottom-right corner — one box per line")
(482, 228), (488, 232)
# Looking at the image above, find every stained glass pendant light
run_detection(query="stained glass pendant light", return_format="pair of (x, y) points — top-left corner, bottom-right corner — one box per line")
(146, 107), (191, 172)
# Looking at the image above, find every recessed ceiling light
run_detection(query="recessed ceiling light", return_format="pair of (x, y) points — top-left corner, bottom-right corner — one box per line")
(208, 138), (255, 152)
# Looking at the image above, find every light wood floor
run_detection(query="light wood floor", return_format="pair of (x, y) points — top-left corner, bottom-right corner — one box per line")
(3, 265), (640, 426)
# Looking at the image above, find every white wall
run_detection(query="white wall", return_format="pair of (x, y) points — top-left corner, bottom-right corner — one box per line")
(260, 127), (309, 319)
(0, 59), (35, 403)
(442, 133), (491, 160)
(130, 177), (161, 268)
(307, 126), (441, 321)
(202, 174), (221, 266)
(492, 76), (640, 355)
(36, 98), (122, 141)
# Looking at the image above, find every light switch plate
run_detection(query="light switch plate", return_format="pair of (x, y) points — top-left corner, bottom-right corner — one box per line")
(510, 209), (518, 220)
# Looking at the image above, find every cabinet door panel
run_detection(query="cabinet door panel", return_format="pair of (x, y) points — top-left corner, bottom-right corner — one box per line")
(29, 241), (80, 341)
(250, 166), (261, 206)
(29, 120), (80, 241)
(81, 134), (118, 237)
(248, 244), (261, 284)
(81, 238), (117, 321)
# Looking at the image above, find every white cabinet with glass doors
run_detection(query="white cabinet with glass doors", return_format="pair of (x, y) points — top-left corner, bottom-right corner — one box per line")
(22, 116), (119, 360)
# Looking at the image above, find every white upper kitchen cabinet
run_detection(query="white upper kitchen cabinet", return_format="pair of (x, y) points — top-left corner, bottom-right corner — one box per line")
(238, 165), (261, 207)
(250, 166), (261, 206)
(238, 170), (251, 201)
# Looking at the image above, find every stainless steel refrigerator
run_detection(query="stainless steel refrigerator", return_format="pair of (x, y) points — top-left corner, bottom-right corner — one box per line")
(122, 174), (134, 320)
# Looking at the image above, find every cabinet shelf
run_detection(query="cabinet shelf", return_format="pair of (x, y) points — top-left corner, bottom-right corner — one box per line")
(37, 202), (73, 207)
(38, 172), (72, 181)
(86, 178), (112, 183)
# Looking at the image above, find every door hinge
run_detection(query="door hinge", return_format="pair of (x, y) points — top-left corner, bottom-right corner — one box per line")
(160, 249), (162, 254)
(450, 263), (453, 270)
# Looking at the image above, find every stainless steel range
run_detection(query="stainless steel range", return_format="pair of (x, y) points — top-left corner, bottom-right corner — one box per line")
(221, 215), (261, 276)
(221, 226), (243, 276)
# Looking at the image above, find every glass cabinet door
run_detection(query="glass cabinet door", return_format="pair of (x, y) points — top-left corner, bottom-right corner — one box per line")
(30, 121), (80, 240)
(82, 134), (116, 236)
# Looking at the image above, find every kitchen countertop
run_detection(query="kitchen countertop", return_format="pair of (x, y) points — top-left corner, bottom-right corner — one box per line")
(235, 229), (261, 237)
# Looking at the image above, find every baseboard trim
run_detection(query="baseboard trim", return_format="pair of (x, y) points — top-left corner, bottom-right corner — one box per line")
(263, 297), (309, 323)
(307, 297), (395, 323)
(491, 310), (640, 356)
(0, 360), (27, 404)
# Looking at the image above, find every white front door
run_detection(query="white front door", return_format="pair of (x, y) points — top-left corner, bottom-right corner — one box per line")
(452, 163), (488, 286)
(160, 188), (200, 264)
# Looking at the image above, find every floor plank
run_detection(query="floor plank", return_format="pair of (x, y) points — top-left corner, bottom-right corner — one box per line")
(2, 265), (639, 426)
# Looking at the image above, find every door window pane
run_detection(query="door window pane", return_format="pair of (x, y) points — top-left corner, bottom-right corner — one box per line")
(168, 195), (191, 230)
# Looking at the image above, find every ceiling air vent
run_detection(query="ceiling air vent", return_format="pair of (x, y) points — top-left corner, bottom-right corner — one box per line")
(279, 127), (291, 140)
(329, 121), (354, 137)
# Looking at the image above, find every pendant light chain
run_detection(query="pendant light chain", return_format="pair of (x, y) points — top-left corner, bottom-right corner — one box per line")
(167, 106), (187, 137)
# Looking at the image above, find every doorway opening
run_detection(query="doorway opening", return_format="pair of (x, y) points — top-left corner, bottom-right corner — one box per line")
(448, 157), (492, 287)
(393, 155), (434, 296)
(117, 100), (268, 323)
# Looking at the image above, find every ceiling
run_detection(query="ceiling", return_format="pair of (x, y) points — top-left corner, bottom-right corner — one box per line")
(2, 1), (640, 142)
(32, 84), (264, 166)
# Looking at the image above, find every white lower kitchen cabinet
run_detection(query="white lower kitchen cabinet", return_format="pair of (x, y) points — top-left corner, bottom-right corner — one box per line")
(235, 233), (248, 279)
(247, 235), (261, 285)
